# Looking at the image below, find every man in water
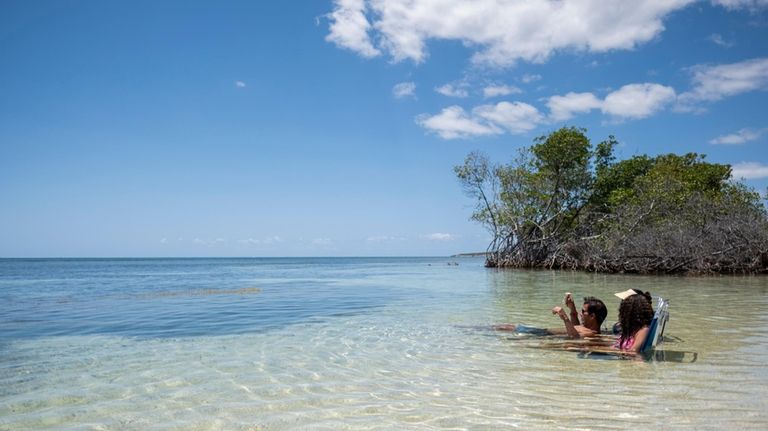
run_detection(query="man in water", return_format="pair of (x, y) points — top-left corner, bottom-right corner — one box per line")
(550, 293), (607, 338)
(493, 293), (607, 339)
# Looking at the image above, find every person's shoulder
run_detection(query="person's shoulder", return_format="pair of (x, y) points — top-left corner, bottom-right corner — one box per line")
(575, 325), (598, 336)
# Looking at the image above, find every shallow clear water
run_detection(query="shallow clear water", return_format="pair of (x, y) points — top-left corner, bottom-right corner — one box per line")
(1, 257), (767, 430)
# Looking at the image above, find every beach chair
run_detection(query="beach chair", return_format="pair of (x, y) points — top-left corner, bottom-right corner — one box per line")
(640, 296), (669, 354)
(577, 296), (695, 362)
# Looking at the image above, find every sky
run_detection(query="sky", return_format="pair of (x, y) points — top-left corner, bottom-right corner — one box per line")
(1, 0), (767, 258)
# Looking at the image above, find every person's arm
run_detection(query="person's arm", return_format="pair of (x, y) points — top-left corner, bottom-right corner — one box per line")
(552, 306), (580, 339)
(627, 326), (651, 353)
(492, 324), (517, 331)
(564, 292), (579, 325)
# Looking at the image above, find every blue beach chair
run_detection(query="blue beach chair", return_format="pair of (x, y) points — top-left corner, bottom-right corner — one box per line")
(640, 296), (669, 354)
(581, 296), (694, 362)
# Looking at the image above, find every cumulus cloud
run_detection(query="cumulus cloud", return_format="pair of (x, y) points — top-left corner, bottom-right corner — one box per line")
(601, 83), (677, 119)
(326, 0), (694, 67)
(473, 101), (544, 134)
(393, 81), (417, 98)
(710, 128), (765, 145)
(325, 0), (381, 58)
(677, 58), (768, 110)
(731, 162), (768, 179)
(235, 81), (246, 88)
(424, 82), (676, 139)
(418, 101), (543, 139)
(417, 105), (501, 139)
(545, 83), (675, 121)
(435, 83), (469, 97)
(547, 92), (603, 121)
(424, 233), (456, 241)
(483, 84), (522, 98)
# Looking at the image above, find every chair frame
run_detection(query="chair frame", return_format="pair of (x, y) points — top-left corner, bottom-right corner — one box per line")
(640, 296), (669, 353)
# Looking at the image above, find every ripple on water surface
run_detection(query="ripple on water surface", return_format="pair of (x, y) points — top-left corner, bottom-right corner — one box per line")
(1, 258), (768, 429)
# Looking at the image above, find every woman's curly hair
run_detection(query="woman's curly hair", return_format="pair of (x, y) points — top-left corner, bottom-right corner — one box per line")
(619, 293), (654, 344)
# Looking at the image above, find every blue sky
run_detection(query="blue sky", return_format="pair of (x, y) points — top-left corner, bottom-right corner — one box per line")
(1, 0), (767, 257)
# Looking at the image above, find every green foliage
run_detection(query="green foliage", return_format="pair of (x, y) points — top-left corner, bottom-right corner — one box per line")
(530, 127), (593, 220)
(591, 152), (734, 213)
(594, 136), (618, 175)
(455, 126), (768, 273)
(635, 153), (730, 201)
(531, 126), (591, 179)
(591, 154), (654, 211)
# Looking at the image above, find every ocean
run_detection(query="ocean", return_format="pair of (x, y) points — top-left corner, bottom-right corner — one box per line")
(1, 257), (767, 430)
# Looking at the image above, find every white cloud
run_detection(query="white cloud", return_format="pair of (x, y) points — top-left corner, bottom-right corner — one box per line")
(417, 105), (501, 139)
(711, 0), (768, 11)
(418, 101), (543, 139)
(521, 74), (542, 84)
(601, 83), (677, 119)
(731, 162), (768, 179)
(193, 238), (226, 246)
(710, 128), (765, 145)
(473, 101), (544, 134)
(325, 0), (381, 58)
(366, 235), (408, 243)
(235, 81), (246, 88)
(424, 233), (456, 241)
(326, 0), (694, 67)
(239, 236), (283, 245)
(677, 57), (768, 110)
(545, 84), (674, 121)
(708, 33), (734, 48)
(546, 92), (602, 121)
(435, 83), (469, 97)
(483, 84), (522, 98)
(160, 238), (168, 244)
(311, 238), (334, 246)
(393, 81), (417, 98)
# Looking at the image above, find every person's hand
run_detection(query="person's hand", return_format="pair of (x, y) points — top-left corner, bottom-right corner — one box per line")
(551, 306), (567, 320)
(564, 292), (575, 309)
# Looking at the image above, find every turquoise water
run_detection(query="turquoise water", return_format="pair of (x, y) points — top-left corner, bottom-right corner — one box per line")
(1, 258), (414, 339)
(1, 257), (768, 429)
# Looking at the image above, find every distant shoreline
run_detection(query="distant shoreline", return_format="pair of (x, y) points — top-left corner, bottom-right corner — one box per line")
(450, 252), (489, 258)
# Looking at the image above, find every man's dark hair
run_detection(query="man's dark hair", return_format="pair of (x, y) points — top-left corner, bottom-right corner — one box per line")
(583, 296), (608, 325)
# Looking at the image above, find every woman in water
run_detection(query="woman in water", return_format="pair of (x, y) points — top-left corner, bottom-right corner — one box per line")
(615, 292), (654, 353)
